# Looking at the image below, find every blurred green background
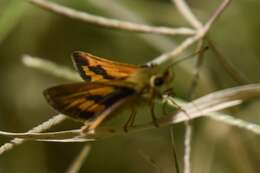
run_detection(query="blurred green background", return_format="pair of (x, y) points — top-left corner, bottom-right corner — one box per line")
(0, 0), (260, 173)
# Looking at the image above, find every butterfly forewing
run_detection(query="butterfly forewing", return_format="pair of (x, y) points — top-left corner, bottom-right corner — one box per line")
(72, 51), (140, 82)
(44, 82), (136, 122)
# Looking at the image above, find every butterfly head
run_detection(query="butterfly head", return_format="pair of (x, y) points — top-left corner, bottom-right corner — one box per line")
(149, 67), (174, 90)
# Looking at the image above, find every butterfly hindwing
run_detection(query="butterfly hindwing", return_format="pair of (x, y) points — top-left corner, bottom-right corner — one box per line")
(72, 51), (140, 81)
(44, 82), (136, 122)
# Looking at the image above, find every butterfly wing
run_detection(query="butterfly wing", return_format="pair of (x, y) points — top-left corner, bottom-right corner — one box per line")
(44, 82), (136, 125)
(72, 51), (141, 81)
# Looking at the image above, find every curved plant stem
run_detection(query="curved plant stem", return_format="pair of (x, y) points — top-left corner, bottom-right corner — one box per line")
(30, 0), (195, 36)
(0, 114), (66, 155)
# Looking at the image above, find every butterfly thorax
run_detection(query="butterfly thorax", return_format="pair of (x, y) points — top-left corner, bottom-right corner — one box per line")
(125, 68), (153, 91)
(125, 66), (173, 95)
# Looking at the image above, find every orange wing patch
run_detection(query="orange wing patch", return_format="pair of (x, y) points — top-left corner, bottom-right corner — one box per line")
(44, 82), (136, 122)
(72, 51), (140, 81)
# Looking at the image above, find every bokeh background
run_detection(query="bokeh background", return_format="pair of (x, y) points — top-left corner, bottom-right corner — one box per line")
(0, 0), (260, 173)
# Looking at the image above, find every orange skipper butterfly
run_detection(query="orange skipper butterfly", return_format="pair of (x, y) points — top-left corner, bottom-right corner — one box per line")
(44, 52), (173, 133)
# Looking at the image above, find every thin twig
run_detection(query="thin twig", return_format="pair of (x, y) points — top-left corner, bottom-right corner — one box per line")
(22, 55), (81, 82)
(203, 0), (232, 32)
(0, 114), (66, 155)
(150, 0), (231, 65)
(208, 113), (260, 134)
(87, 0), (176, 52)
(30, 0), (195, 36)
(182, 40), (206, 173)
(149, 33), (202, 65)
(0, 129), (85, 142)
(171, 3), (234, 169)
(183, 123), (192, 173)
(66, 144), (91, 173)
(173, 0), (203, 29)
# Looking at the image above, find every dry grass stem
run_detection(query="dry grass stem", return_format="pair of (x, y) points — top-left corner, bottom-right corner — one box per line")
(22, 55), (81, 82)
(0, 114), (66, 155)
(208, 113), (260, 134)
(173, 0), (203, 29)
(30, 0), (195, 36)
(182, 39), (205, 173)
(66, 144), (92, 173)
(87, 0), (176, 52)
(0, 129), (86, 142)
(151, 0), (231, 65)
(204, 0), (232, 31)
(183, 123), (192, 173)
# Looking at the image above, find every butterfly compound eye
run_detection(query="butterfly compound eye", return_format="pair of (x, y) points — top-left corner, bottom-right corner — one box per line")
(152, 76), (164, 87)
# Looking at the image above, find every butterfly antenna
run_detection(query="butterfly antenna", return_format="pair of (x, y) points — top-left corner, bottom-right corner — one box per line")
(169, 46), (209, 68)
(170, 127), (181, 173)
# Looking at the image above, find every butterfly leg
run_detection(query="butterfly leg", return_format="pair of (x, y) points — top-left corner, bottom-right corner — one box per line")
(165, 95), (190, 120)
(148, 88), (162, 127)
(123, 105), (137, 132)
(161, 88), (192, 119)
(149, 100), (159, 127)
(162, 88), (175, 115)
(162, 101), (168, 116)
(129, 108), (137, 127)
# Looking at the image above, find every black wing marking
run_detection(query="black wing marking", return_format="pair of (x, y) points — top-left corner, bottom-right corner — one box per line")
(44, 82), (136, 122)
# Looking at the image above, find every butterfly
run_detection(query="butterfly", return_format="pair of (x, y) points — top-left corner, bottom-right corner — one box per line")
(44, 51), (173, 133)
